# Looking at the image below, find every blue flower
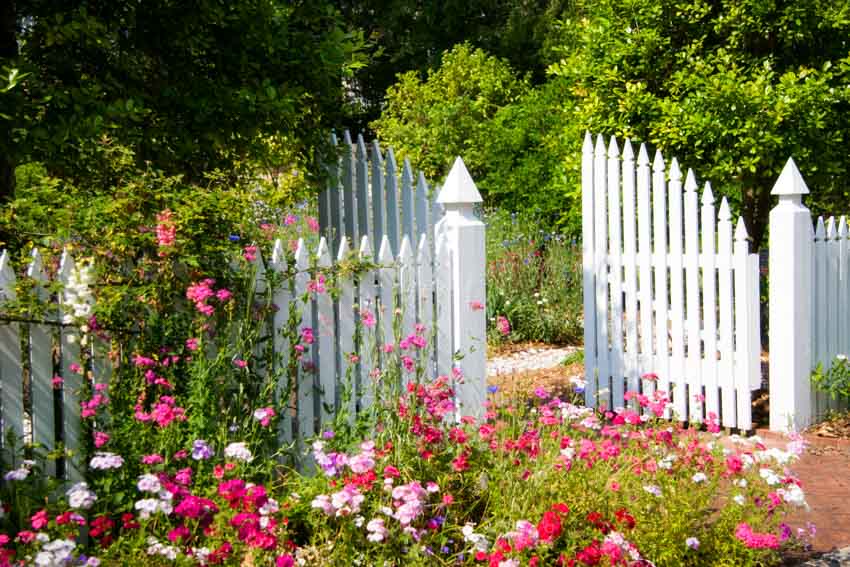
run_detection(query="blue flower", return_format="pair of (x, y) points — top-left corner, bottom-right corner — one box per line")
(487, 385), (498, 394)
(229, 234), (241, 242)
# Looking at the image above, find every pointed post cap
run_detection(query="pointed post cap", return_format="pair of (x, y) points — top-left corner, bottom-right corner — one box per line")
(771, 157), (809, 196)
(437, 157), (482, 205)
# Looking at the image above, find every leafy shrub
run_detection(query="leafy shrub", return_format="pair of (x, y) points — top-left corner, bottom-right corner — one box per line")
(811, 355), (850, 402)
(485, 208), (583, 346)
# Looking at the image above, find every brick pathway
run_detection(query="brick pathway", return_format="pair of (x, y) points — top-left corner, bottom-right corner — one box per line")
(756, 430), (850, 560)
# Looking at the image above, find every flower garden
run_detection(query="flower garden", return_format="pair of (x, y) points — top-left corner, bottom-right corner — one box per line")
(0, 196), (816, 566)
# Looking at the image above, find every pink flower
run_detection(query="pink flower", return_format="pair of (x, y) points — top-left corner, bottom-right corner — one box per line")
(253, 407), (276, 427)
(301, 327), (315, 345)
(307, 274), (326, 295)
(52, 375), (63, 389)
(141, 454), (164, 465)
(735, 523), (780, 549)
(402, 356), (415, 372)
(361, 309), (376, 328)
(243, 245), (258, 263)
(30, 509), (49, 530)
(469, 300), (485, 311)
(185, 338), (199, 351)
(216, 289), (232, 302)
(497, 315), (511, 336)
(70, 362), (82, 374)
(284, 214), (298, 226)
(233, 359), (248, 369)
(307, 217), (319, 232)
(93, 431), (110, 448)
(155, 209), (177, 255)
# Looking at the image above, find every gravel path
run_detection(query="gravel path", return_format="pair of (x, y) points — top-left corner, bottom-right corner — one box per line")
(487, 345), (579, 376)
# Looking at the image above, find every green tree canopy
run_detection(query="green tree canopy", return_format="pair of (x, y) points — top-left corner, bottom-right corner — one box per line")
(548, 0), (850, 247)
(0, 0), (363, 201)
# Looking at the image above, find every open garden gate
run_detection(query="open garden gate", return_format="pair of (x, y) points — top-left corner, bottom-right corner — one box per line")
(580, 133), (761, 429)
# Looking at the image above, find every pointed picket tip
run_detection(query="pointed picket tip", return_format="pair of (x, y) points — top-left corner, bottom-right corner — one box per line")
(622, 139), (634, 161)
(827, 216), (836, 238)
(583, 131), (593, 154)
(358, 235), (373, 261)
(718, 198), (731, 220)
(385, 146), (398, 170)
(398, 235), (413, 261)
(669, 157), (681, 181)
(271, 239), (286, 268)
(371, 140), (383, 164)
(839, 216), (848, 237)
(316, 237), (332, 267)
(734, 218), (750, 241)
(652, 149), (664, 172)
(816, 216), (826, 239)
(356, 134), (367, 159)
(417, 171), (429, 191)
(58, 248), (76, 281)
(684, 169), (698, 192)
(402, 158), (414, 183)
(0, 250), (15, 301)
(336, 236), (351, 263)
(771, 157), (809, 196)
(437, 156), (482, 205)
(343, 130), (353, 146)
(27, 248), (45, 280)
(594, 134), (606, 155)
(330, 131), (338, 146)
(416, 234), (430, 261)
(607, 136), (620, 158)
(701, 182), (714, 206)
(637, 143), (649, 166)
(378, 235), (394, 263)
(294, 238), (309, 268)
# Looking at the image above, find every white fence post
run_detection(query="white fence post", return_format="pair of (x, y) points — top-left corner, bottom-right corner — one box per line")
(436, 157), (486, 418)
(769, 157), (813, 432)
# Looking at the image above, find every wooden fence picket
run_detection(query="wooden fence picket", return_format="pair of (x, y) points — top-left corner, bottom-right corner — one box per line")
(315, 238), (336, 426)
(667, 159), (686, 420)
(636, 144), (653, 406)
(0, 251), (23, 448)
(293, 239), (315, 441)
(356, 135), (370, 244)
(621, 140), (639, 401)
(435, 234), (453, 379)
(357, 236), (377, 413)
(270, 240), (293, 446)
(336, 238), (356, 422)
(401, 159), (415, 246)
(718, 198), (735, 427)
(341, 132), (357, 247)
(651, 150), (669, 407)
(371, 141), (385, 250)
(683, 170), (702, 423)
(378, 236), (396, 350)
(385, 148), (400, 256)
(591, 134), (608, 408)
(607, 137), (624, 409)
(581, 133), (597, 405)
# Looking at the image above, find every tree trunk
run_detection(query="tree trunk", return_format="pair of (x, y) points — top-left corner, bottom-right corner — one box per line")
(0, 0), (17, 204)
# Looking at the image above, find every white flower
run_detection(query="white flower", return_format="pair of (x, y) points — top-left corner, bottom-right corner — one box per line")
(691, 472), (707, 483)
(462, 523), (490, 552)
(66, 482), (97, 510)
(779, 484), (808, 508)
(224, 442), (253, 462)
(134, 498), (169, 519)
(89, 452), (124, 470)
(733, 494), (746, 505)
(4, 467), (30, 481)
(643, 484), (662, 497)
(759, 468), (781, 486)
(137, 474), (161, 493)
(733, 478), (748, 488)
(62, 263), (96, 324)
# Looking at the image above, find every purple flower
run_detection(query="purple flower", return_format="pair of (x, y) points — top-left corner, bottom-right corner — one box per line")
(686, 537), (700, 550)
(322, 430), (335, 439)
(192, 439), (213, 460)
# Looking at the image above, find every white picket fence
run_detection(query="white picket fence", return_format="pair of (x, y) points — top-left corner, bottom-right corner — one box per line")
(0, 157), (486, 478)
(581, 133), (761, 429)
(769, 158), (850, 431)
(319, 131), (444, 260)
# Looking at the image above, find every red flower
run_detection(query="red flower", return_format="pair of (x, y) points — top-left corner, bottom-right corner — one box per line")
(537, 510), (563, 542)
(614, 508), (636, 530)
